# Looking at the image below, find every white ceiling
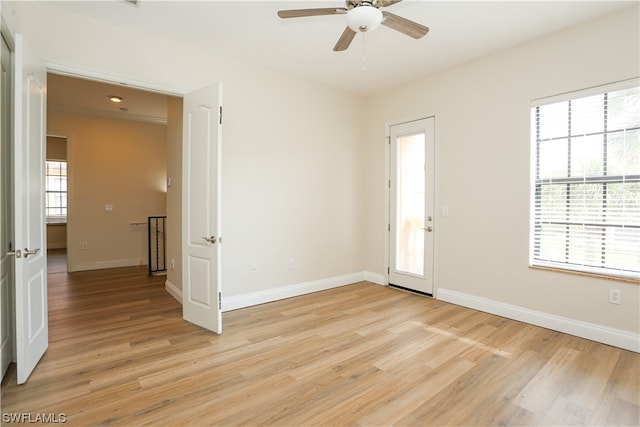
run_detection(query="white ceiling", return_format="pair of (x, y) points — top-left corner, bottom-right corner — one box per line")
(44, 0), (636, 120)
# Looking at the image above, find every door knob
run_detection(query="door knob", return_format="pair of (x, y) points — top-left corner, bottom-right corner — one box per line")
(422, 227), (433, 232)
(7, 249), (22, 258)
(23, 248), (40, 258)
(202, 236), (217, 244)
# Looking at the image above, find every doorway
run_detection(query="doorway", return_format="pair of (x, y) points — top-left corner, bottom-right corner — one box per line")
(8, 57), (222, 383)
(45, 135), (68, 272)
(46, 73), (174, 274)
(388, 117), (435, 295)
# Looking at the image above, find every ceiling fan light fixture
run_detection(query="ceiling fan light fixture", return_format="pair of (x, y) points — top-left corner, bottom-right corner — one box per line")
(347, 5), (383, 33)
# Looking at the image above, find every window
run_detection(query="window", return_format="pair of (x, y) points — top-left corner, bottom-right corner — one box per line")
(530, 80), (640, 280)
(46, 160), (67, 223)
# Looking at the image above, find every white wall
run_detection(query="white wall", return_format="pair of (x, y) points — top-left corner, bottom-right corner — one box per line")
(12, 1), (367, 298)
(364, 7), (640, 336)
(222, 74), (365, 295)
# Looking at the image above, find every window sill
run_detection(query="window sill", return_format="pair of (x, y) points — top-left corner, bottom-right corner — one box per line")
(530, 265), (640, 285)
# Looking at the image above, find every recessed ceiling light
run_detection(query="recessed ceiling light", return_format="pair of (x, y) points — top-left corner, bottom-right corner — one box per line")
(109, 95), (123, 103)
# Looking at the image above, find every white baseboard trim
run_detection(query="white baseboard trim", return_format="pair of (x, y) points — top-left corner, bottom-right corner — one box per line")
(70, 258), (145, 272)
(164, 271), (384, 314)
(437, 288), (639, 353)
(221, 271), (377, 312)
(363, 271), (385, 285)
(165, 280), (182, 304)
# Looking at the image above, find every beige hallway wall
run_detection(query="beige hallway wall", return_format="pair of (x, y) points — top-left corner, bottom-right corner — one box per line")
(48, 110), (167, 271)
(165, 97), (182, 290)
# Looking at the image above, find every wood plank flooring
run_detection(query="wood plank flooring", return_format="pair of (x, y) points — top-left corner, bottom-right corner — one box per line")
(1, 251), (639, 426)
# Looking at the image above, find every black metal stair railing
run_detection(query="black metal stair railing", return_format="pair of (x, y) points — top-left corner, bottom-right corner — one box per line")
(148, 216), (167, 276)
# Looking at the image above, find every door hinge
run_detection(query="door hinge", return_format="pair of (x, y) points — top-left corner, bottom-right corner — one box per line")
(388, 180), (391, 188)
(387, 266), (390, 274)
(219, 106), (223, 125)
(388, 224), (390, 232)
(387, 136), (390, 144)
(218, 291), (221, 310)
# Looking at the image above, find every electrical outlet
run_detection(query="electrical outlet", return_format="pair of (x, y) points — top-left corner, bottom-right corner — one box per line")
(81, 242), (88, 250)
(250, 264), (258, 274)
(171, 259), (175, 270)
(609, 289), (622, 305)
(288, 258), (295, 270)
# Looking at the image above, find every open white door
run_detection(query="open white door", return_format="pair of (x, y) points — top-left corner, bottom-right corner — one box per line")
(182, 83), (222, 334)
(14, 34), (47, 384)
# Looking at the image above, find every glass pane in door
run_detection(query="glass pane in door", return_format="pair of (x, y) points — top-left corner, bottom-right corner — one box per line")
(395, 132), (425, 276)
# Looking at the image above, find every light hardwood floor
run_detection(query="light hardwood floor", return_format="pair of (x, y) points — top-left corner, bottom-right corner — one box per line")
(1, 251), (639, 426)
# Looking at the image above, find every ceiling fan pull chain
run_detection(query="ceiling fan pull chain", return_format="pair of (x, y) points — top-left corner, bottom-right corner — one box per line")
(361, 32), (367, 72)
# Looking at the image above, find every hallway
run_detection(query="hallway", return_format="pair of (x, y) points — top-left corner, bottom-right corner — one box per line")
(47, 248), (67, 274)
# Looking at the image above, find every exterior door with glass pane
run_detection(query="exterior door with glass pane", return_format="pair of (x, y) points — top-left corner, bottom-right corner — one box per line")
(389, 117), (435, 295)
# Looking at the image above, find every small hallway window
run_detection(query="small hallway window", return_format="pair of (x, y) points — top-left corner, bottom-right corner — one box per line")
(46, 160), (67, 223)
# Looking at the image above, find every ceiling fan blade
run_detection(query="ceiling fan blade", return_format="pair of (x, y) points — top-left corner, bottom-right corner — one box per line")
(378, 0), (403, 7)
(277, 8), (348, 19)
(381, 11), (429, 39)
(333, 27), (357, 51)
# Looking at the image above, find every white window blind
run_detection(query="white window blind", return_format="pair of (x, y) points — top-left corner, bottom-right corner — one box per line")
(530, 79), (640, 280)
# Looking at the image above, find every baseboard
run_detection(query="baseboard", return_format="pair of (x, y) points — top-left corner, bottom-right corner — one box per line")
(46, 243), (67, 250)
(221, 271), (377, 312)
(165, 280), (182, 304)
(70, 258), (145, 272)
(437, 288), (639, 353)
(363, 271), (385, 286)
(164, 270), (384, 314)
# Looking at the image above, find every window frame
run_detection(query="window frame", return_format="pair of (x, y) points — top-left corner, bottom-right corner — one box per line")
(529, 78), (640, 281)
(45, 159), (68, 224)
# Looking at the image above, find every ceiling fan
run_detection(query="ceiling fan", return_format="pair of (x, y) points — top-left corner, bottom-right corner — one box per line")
(277, 0), (429, 52)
